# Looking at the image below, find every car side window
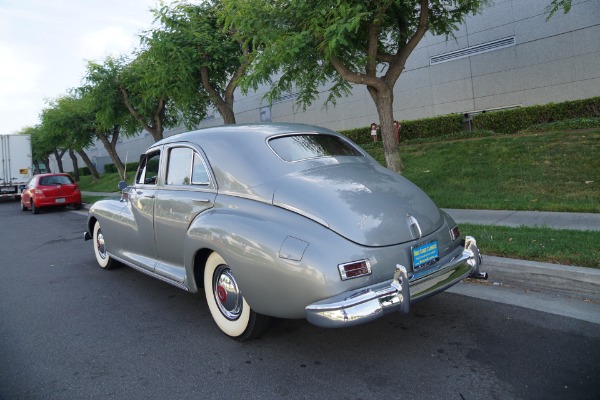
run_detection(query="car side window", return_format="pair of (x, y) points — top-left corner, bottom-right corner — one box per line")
(166, 148), (193, 185)
(136, 151), (161, 185)
(191, 153), (210, 185)
(165, 147), (211, 186)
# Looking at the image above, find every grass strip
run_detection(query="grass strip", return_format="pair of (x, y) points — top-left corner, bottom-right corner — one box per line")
(460, 223), (600, 269)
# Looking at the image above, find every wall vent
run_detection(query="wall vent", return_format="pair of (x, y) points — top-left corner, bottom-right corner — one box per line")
(430, 36), (516, 65)
(273, 91), (299, 104)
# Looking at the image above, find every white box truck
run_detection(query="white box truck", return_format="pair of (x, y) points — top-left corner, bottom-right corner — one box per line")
(0, 134), (33, 199)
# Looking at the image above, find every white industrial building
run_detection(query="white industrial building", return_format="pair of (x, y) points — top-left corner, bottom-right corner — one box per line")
(51, 0), (600, 173)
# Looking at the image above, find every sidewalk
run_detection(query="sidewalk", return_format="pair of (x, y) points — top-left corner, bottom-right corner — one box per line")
(443, 208), (600, 231)
(81, 194), (600, 297)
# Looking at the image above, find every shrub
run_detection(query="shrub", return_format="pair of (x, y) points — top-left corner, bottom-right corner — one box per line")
(103, 161), (139, 174)
(78, 166), (91, 176)
(338, 96), (600, 141)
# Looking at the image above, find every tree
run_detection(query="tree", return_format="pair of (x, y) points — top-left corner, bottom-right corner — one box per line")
(40, 95), (101, 181)
(222, 0), (489, 174)
(546, 0), (572, 20)
(144, 1), (254, 124)
(122, 43), (207, 141)
(82, 59), (140, 180)
(20, 125), (52, 174)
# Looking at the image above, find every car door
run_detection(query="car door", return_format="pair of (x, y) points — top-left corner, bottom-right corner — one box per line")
(153, 145), (217, 282)
(122, 149), (162, 270)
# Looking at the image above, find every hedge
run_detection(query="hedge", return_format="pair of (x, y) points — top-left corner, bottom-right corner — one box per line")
(78, 166), (91, 176)
(104, 161), (139, 174)
(338, 96), (600, 142)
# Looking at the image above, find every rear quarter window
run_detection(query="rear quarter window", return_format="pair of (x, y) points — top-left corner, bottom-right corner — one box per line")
(268, 134), (362, 162)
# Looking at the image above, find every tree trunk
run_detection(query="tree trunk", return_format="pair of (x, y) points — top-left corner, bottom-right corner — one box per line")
(369, 85), (404, 174)
(96, 133), (126, 180)
(68, 149), (80, 181)
(43, 157), (51, 173)
(219, 104), (236, 125)
(76, 149), (101, 182)
(53, 149), (66, 173)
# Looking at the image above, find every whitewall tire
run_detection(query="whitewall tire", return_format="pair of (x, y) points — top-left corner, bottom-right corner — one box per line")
(93, 221), (116, 269)
(204, 252), (269, 341)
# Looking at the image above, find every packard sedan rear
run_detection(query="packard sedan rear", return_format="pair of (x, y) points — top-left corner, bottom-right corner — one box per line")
(85, 123), (486, 341)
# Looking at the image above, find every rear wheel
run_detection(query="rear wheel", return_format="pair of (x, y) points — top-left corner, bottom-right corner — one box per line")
(20, 200), (28, 211)
(93, 221), (116, 269)
(31, 201), (39, 214)
(204, 252), (270, 341)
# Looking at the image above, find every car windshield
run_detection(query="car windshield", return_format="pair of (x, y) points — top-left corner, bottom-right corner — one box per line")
(39, 175), (74, 186)
(268, 134), (362, 162)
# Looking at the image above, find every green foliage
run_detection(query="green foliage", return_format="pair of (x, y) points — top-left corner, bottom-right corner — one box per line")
(222, 0), (489, 110)
(473, 97), (600, 134)
(78, 166), (91, 176)
(546, 0), (572, 20)
(462, 224), (600, 269)
(222, 0), (488, 172)
(522, 117), (600, 132)
(82, 58), (140, 137)
(339, 96), (600, 141)
(104, 161), (139, 174)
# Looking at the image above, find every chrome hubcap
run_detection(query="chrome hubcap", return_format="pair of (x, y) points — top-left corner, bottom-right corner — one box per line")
(96, 230), (107, 260)
(213, 265), (243, 321)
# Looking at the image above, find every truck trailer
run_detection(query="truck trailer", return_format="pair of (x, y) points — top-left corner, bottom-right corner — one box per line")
(0, 134), (33, 200)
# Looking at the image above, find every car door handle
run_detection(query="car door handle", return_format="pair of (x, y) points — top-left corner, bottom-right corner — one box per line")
(135, 190), (155, 199)
(193, 198), (211, 203)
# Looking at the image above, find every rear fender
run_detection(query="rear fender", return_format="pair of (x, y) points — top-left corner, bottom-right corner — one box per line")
(183, 197), (368, 319)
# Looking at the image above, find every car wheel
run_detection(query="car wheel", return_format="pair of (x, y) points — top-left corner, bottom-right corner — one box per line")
(31, 201), (39, 214)
(20, 200), (28, 211)
(204, 252), (270, 341)
(93, 221), (116, 269)
(74, 202), (82, 210)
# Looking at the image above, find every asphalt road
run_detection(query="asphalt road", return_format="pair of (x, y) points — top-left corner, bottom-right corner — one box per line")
(1, 200), (599, 400)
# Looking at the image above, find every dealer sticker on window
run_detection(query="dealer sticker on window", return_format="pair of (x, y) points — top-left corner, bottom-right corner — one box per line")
(412, 240), (439, 269)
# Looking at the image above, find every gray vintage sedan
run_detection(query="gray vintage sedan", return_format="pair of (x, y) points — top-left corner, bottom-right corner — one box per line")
(84, 123), (486, 340)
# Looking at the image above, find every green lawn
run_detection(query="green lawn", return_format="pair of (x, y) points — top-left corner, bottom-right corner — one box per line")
(363, 130), (600, 212)
(78, 173), (132, 193)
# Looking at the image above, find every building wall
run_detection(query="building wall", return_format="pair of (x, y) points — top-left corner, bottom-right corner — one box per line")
(51, 0), (600, 174)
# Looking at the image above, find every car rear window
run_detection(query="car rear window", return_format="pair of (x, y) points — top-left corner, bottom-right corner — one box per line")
(39, 175), (74, 186)
(268, 134), (362, 162)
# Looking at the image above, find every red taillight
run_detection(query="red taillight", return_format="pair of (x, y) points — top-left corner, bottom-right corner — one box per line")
(338, 260), (372, 281)
(450, 225), (461, 241)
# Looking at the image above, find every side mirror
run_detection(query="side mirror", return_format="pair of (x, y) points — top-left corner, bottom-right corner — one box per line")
(118, 181), (128, 191)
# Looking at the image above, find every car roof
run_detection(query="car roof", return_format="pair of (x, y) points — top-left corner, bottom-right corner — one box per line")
(149, 123), (369, 201)
(153, 123), (337, 146)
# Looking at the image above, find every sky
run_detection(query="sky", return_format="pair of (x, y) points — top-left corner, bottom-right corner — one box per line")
(0, 0), (173, 135)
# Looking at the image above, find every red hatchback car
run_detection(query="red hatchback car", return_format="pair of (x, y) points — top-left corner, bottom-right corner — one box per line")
(20, 173), (82, 214)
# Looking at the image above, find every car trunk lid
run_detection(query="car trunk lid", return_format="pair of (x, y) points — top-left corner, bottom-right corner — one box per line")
(272, 162), (443, 246)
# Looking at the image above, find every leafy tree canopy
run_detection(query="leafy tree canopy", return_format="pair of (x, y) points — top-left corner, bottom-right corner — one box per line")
(222, 0), (489, 173)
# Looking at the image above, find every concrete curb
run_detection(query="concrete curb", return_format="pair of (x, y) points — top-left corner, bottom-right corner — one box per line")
(481, 255), (600, 296)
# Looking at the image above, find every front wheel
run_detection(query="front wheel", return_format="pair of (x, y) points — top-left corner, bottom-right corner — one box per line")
(93, 221), (117, 269)
(204, 252), (270, 341)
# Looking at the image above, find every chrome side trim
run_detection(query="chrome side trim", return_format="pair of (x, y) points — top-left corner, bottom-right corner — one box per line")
(109, 253), (189, 292)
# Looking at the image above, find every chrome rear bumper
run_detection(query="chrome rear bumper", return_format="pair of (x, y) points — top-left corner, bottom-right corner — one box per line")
(305, 236), (485, 328)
